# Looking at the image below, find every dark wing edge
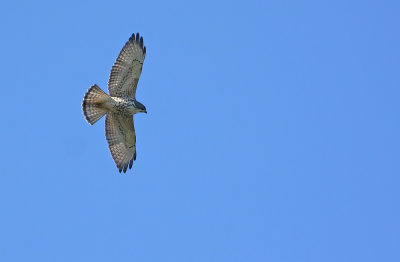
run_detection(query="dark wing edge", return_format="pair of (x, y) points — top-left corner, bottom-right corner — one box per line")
(127, 32), (147, 55)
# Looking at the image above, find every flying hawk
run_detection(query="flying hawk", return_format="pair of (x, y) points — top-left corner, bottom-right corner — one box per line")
(82, 33), (147, 173)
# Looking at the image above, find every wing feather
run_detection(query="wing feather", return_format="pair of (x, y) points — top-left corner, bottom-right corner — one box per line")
(105, 113), (136, 173)
(108, 33), (146, 98)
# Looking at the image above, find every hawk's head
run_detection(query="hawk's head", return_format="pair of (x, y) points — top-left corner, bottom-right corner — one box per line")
(135, 101), (147, 114)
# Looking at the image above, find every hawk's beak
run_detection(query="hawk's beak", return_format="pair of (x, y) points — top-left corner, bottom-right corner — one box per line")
(144, 110), (147, 114)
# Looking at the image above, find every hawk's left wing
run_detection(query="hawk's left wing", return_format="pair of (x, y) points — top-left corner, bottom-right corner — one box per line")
(105, 113), (136, 173)
(108, 33), (146, 98)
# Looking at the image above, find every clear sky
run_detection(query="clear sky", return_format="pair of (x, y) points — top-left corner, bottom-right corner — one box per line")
(1, 0), (399, 261)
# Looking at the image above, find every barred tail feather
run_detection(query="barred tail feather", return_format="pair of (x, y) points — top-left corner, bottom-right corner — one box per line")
(82, 84), (110, 125)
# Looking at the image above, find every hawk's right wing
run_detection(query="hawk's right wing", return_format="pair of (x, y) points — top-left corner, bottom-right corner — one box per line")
(108, 33), (146, 99)
(105, 113), (136, 173)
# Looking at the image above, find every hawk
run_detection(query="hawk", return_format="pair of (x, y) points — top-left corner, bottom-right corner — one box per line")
(82, 33), (147, 173)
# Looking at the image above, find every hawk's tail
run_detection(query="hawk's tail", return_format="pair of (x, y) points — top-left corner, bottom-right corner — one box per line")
(82, 84), (110, 125)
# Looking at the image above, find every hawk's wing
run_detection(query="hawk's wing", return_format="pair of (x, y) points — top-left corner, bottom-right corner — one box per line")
(108, 33), (146, 98)
(105, 113), (136, 173)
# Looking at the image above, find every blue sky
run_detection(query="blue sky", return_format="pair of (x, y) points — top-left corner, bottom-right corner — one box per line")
(1, 0), (399, 261)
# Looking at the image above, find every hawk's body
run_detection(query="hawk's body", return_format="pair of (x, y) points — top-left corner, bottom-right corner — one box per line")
(104, 96), (144, 115)
(82, 33), (147, 173)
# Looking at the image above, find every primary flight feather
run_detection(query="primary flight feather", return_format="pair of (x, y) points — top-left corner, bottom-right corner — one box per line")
(82, 33), (147, 173)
